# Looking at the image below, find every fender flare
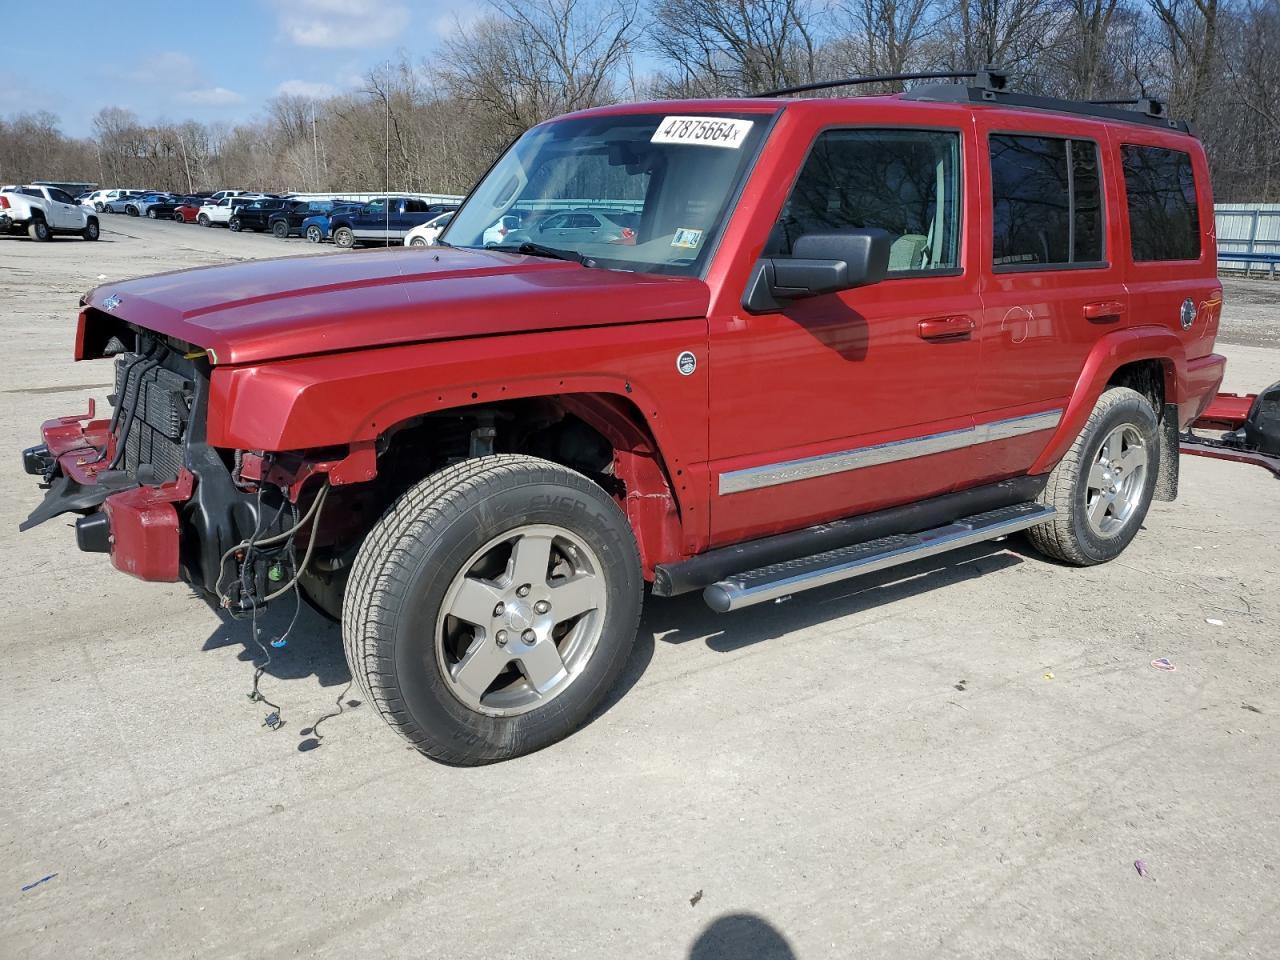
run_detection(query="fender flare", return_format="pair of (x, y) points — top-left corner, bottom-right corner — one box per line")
(1029, 325), (1185, 474)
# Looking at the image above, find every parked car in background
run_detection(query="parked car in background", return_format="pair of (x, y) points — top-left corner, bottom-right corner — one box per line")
(0, 185), (99, 240)
(171, 200), (205, 223)
(129, 193), (179, 218)
(209, 190), (250, 202)
(85, 189), (141, 212)
(144, 195), (202, 220)
(503, 209), (636, 247)
(229, 197), (290, 232)
(103, 191), (148, 214)
(404, 211), (454, 247)
(197, 195), (265, 227)
(268, 199), (337, 238)
(481, 213), (525, 247)
(298, 202), (362, 243)
(329, 198), (454, 248)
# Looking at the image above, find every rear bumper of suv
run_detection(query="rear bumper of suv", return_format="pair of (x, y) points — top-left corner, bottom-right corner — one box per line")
(1182, 353), (1228, 426)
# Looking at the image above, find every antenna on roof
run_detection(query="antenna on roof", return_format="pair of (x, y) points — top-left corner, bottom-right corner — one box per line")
(752, 66), (1008, 99)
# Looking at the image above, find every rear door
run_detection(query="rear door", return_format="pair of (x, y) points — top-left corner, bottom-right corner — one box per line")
(972, 114), (1129, 477)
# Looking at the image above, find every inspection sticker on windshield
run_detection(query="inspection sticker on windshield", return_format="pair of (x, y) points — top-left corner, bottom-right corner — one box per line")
(651, 116), (754, 149)
(672, 228), (703, 249)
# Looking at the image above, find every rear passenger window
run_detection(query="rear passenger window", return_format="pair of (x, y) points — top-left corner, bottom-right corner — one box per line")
(990, 135), (1104, 268)
(768, 128), (961, 274)
(1120, 145), (1200, 261)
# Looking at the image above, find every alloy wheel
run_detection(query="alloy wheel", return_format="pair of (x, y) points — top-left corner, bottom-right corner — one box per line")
(1085, 424), (1148, 537)
(435, 524), (607, 717)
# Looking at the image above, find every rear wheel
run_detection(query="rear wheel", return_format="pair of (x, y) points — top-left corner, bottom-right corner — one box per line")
(28, 218), (51, 241)
(82, 218), (99, 241)
(272, 220), (288, 239)
(305, 224), (323, 243)
(228, 217), (241, 232)
(126, 205), (138, 217)
(343, 455), (642, 765)
(147, 208), (158, 219)
(1027, 386), (1159, 565)
(333, 226), (355, 249)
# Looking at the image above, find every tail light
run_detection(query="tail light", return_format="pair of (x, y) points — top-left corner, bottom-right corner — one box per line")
(0, 196), (9, 209)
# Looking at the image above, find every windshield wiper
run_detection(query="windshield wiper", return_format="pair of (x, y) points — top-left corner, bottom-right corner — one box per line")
(491, 242), (586, 264)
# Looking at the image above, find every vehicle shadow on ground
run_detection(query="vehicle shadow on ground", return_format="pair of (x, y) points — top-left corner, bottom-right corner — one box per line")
(689, 913), (797, 959)
(200, 594), (351, 687)
(642, 541), (1023, 653)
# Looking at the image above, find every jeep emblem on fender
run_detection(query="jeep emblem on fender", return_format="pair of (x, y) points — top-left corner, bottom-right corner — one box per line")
(101, 294), (122, 312)
(676, 351), (697, 376)
(1180, 298), (1196, 330)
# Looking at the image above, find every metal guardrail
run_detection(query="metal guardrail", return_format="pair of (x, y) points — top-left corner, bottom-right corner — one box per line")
(1216, 204), (1280, 278)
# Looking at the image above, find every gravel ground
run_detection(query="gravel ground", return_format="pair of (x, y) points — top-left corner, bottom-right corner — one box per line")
(1, 216), (1277, 960)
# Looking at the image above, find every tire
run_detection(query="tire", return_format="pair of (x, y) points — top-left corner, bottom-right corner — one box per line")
(305, 225), (323, 243)
(333, 226), (355, 249)
(94, 202), (104, 212)
(1026, 386), (1160, 566)
(147, 208), (158, 219)
(272, 220), (288, 239)
(228, 217), (241, 232)
(126, 206), (138, 217)
(82, 218), (99, 241)
(28, 218), (51, 241)
(198, 213), (211, 227)
(409, 236), (428, 247)
(343, 455), (643, 765)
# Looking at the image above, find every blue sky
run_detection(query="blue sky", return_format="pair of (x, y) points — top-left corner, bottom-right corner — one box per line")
(0, 0), (481, 135)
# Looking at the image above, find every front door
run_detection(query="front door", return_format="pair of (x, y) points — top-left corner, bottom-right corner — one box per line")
(708, 125), (989, 545)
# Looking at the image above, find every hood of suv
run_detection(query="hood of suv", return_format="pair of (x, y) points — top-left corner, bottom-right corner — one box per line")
(84, 247), (711, 366)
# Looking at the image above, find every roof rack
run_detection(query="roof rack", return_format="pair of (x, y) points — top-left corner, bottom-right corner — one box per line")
(753, 64), (1189, 134)
(903, 78), (1189, 133)
(752, 66), (1009, 99)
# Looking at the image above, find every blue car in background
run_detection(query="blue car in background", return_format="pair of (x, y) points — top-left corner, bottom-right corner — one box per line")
(300, 203), (363, 243)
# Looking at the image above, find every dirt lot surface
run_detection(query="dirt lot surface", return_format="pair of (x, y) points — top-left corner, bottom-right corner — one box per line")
(2, 217), (1278, 960)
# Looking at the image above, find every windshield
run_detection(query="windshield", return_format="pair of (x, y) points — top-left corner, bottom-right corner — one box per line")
(444, 111), (773, 276)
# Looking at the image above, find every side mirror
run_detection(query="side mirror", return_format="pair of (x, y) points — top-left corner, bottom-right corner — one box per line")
(744, 228), (892, 313)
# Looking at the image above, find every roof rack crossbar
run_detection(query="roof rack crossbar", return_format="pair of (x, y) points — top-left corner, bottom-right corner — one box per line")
(753, 66), (1008, 99)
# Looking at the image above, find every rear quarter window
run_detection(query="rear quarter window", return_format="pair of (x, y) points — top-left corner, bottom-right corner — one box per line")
(1120, 144), (1200, 261)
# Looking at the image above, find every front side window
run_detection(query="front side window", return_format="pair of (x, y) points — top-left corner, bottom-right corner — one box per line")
(445, 112), (773, 276)
(1121, 144), (1200, 261)
(990, 134), (1104, 268)
(765, 128), (961, 274)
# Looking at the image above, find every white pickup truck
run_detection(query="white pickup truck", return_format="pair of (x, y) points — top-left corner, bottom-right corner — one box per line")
(0, 185), (99, 241)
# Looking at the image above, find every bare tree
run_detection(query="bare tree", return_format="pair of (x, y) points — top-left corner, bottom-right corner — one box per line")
(646, 0), (821, 96)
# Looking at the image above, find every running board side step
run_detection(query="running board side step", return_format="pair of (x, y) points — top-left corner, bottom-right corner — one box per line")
(703, 502), (1055, 613)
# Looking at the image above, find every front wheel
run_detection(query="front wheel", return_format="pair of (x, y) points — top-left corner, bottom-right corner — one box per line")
(147, 208), (158, 219)
(343, 455), (643, 765)
(333, 226), (355, 248)
(82, 219), (100, 241)
(198, 213), (210, 227)
(409, 236), (427, 247)
(228, 217), (241, 232)
(272, 221), (288, 239)
(1027, 386), (1160, 565)
(305, 224), (323, 243)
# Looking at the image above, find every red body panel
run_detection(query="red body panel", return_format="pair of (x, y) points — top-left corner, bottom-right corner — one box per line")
(80, 247), (710, 366)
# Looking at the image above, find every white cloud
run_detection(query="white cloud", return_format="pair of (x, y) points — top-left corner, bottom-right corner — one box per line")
(177, 87), (245, 106)
(275, 79), (339, 99)
(273, 0), (410, 49)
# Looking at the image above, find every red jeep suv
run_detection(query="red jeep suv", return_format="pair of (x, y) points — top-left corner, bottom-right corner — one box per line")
(23, 72), (1225, 763)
